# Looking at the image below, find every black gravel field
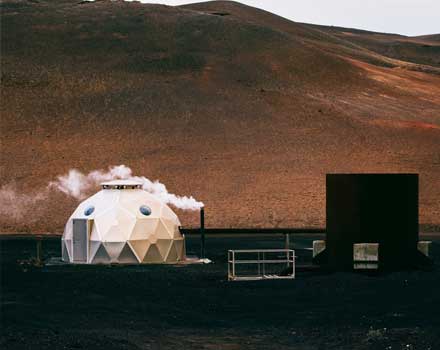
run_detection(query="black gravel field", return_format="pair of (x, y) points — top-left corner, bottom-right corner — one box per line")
(1, 234), (440, 350)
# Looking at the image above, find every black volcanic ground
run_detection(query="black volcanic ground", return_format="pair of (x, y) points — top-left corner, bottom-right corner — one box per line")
(2, 235), (440, 349)
(1, 0), (440, 232)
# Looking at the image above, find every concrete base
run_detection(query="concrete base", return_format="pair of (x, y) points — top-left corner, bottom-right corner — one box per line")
(312, 239), (433, 271)
(418, 241), (431, 257)
(313, 240), (326, 258)
(353, 243), (379, 270)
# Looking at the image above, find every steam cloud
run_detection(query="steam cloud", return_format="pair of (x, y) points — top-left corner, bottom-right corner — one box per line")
(0, 165), (203, 227)
(0, 184), (49, 221)
(48, 165), (204, 210)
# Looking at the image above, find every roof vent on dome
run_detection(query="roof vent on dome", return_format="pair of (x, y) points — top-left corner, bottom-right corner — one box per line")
(101, 180), (143, 190)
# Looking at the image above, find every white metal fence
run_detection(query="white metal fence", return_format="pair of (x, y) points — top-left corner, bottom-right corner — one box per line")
(228, 249), (295, 281)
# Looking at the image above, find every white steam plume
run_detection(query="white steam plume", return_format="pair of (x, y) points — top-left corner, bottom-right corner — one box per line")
(47, 165), (131, 199)
(0, 184), (48, 221)
(48, 165), (204, 210)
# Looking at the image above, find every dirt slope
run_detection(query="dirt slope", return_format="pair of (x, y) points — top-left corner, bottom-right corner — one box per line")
(305, 24), (440, 68)
(1, 0), (439, 232)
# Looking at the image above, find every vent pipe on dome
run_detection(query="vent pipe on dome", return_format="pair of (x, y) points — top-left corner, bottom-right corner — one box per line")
(200, 207), (205, 259)
(101, 180), (143, 190)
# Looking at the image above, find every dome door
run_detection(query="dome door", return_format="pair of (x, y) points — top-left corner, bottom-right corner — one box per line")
(72, 219), (92, 263)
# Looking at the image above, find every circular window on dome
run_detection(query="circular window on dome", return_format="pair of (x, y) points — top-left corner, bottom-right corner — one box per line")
(139, 205), (152, 216)
(84, 206), (95, 216)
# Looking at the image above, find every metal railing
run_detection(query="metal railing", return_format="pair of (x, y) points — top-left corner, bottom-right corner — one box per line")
(228, 249), (295, 281)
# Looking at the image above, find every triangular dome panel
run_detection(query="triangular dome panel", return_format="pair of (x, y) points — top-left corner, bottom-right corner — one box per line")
(103, 225), (127, 242)
(160, 217), (180, 237)
(64, 222), (73, 240)
(165, 242), (179, 262)
(97, 189), (120, 207)
(174, 239), (185, 260)
(173, 226), (182, 239)
(91, 243), (111, 264)
(61, 239), (70, 262)
(64, 239), (73, 261)
(143, 244), (163, 263)
(156, 239), (172, 260)
(130, 219), (159, 240)
(103, 242), (126, 262)
(161, 205), (179, 222)
(156, 220), (173, 239)
(90, 225), (101, 241)
(94, 207), (118, 239)
(89, 240), (102, 263)
(118, 243), (139, 264)
(128, 240), (150, 261)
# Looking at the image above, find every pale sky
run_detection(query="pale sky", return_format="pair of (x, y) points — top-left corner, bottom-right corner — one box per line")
(133, 0), (440, 36)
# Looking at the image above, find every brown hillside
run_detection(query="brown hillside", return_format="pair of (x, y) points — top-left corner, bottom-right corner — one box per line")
(306, 24), (440, 68)
(1, 0), (439, 233)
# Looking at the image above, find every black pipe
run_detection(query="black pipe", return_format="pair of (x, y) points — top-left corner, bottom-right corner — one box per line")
(200, 207), (205, 259)
(36, 235), (43, 266)
(181, 227), (325, 235)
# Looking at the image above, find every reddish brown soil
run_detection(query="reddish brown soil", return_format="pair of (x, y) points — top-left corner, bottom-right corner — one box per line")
(1, 0), (439, 233)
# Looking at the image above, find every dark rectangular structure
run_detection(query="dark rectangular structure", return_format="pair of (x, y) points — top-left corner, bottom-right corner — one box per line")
(325, 174), (419, 270)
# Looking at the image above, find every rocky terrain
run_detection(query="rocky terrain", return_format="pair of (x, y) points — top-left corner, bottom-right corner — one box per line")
(1, 0), (439, 232)
(1, 235), (440, 350)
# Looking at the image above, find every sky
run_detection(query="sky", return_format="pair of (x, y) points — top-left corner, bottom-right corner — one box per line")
(133, 0), (440, 36)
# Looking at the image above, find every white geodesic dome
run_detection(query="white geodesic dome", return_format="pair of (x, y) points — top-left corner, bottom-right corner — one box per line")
(61, 180), (185, 264)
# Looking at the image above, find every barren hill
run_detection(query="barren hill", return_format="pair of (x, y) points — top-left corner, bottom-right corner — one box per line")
(1, 0), (439, 233)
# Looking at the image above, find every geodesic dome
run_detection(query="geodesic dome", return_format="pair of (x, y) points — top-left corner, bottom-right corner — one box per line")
(61, 180), (185, 264)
